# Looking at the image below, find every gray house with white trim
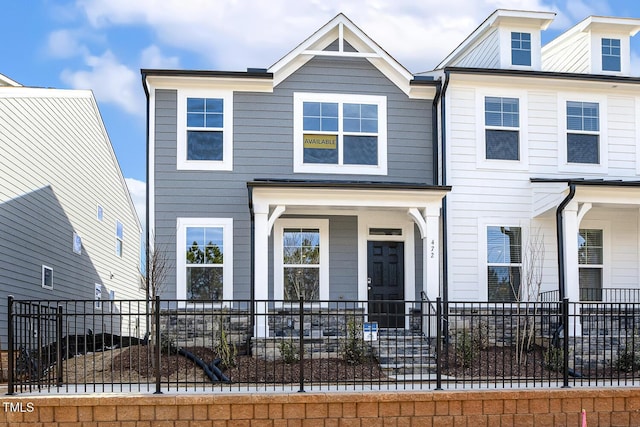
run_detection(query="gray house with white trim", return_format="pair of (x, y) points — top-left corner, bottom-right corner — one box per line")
(143, 14), (448, 332)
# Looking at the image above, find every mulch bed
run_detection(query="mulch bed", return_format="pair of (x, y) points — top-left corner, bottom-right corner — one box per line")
(110, 345), (383, 383)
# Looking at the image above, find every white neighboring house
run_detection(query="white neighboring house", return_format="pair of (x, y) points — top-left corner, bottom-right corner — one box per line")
(429, 10), (640, 310)
(0, 73), (144, 347)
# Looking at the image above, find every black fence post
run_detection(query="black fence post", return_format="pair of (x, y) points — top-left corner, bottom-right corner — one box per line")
(154, 296), (162, 394)
(435, 297), (442, 390)
(56, 305), (63, 388)
(298, 296), (305, 393)
(562, 298), (570, 388)
(7, 296), (14, 395)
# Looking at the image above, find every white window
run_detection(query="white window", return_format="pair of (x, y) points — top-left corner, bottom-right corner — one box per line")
(293, 93), (387, 175)
(42, 265), (53, 290)
(558, 94), (607, 173)
(274, 219), (329, 301)
(602, 38), (621, 72)
(176, 218), (233, 302)
(73, 232), (82, 254)
(484, 97), (519, 161)
(487, 226), (521, 302)
(476, 90), (527, 169)
(177, 89), (233, 171)
(511, 32), (531, 66)
(115, 220), (124, 257)
(95, 283), (102, 309)
(567, 101), (599, 164)
(578, 229), (603, 301)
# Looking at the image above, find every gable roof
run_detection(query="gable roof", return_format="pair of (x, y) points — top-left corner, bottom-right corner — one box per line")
(543, 15), (640, 53)
(0, 73), (21, 87)
(435, 9), (555, 70)
(268, 13), (428, 98)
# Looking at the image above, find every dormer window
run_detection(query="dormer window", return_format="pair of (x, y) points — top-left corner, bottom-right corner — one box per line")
(601, 38), (621, 72)
(511, 32), (531, 66)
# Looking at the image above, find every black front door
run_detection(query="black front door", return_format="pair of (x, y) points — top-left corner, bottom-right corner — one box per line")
(367, 241), (405, 328)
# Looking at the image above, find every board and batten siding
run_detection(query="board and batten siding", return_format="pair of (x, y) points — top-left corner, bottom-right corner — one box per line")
(0, 92), (143, 347)
(153, 56), (435, 299)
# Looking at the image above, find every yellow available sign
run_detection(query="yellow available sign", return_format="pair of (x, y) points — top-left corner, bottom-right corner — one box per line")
(303, 134), (337, 149)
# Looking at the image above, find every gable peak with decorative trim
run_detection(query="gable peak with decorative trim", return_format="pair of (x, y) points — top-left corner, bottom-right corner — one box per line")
(268, 13), (424, 98)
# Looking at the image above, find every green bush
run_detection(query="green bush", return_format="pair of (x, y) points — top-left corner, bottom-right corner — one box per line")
(340, 317), (370, 364)
(278, 339), (301, 364)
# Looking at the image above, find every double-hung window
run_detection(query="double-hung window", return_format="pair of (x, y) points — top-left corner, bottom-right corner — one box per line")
(511, 32), (531, 66)
(294, 93), (387, 175)
(115, 220), (124, 257)
(578, 229), (603, 301)
(602, 38), (621, 72)
(177, 218), (233, 302)
(485, 97), (519, 161)
(487, 226), (521, 302)
(177, 90), (233, 171)
(274, 219), (329, 302)
(566, 101), (599, 164)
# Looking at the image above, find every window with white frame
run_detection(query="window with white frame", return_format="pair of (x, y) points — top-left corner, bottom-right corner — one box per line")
(602, 38), (621, 72)
(177, 218), (233, 302)
(293, 93), (387, 175)
(485, 97), (520, 160)
(176, 90), (233, 171)
(274, 219), (329, 301)
(42, 265), (53, 290)
(511, 32), (531, 66)
(487, 226), (521, 302)
(115, 220), (124, 257)
(566, 101), (600, 164)
(578, 229), (603, 301)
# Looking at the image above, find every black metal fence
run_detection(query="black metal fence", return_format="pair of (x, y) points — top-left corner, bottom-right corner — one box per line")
(7, 296), (640, 394)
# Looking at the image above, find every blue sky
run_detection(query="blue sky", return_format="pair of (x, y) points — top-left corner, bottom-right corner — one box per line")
(2, 0), (640, 221)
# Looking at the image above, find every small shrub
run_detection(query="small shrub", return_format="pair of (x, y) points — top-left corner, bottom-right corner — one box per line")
(340, 317), (370, 364)
(213, 312), (237, 369)
(160, 333), (179, 355)
(616, 335), (640, 373)
(453, 320), (488, 368)
(454, 330), (477, 368)
(278, 339), (300, 364)
(544, 346), (563, 372)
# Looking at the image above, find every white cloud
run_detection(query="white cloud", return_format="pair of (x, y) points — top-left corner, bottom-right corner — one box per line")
(46, 29), (88, 58)
(140, 45), (180, 69)
(60, 50), (143, 115)
(76, 0), (561, 72)
(125, 177), (146, 225)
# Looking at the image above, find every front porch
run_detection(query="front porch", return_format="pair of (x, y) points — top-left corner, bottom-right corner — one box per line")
(248, 180), (449, 337)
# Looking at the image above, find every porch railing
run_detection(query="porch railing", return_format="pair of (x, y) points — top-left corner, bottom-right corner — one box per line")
(7, 296), (640, 394)
(539, 288), (640, 303)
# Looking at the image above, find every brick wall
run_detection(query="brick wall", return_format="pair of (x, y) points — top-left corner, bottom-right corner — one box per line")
(2, 388), (640, 426)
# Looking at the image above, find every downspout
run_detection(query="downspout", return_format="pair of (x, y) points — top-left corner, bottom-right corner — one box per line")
(555, 182), (576, 301)
(141, 72), (151, 324)
(247, 184), (256, 345)
(439, 70), (451, 305)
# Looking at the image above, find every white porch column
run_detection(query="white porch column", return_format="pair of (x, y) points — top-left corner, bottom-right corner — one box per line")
(562, 201), (582, 335)
(254, 203), (270, 338)
(424, 203), (441, 337)
(424, 202), (441, 301)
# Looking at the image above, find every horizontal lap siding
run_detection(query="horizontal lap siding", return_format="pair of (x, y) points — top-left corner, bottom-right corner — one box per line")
(0, 95), (142, 347)
(153, 56), (434, 299)
(447, 79), (640, 301)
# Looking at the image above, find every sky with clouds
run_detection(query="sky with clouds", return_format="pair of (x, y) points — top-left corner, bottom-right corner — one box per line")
(2, 0), (640, 223)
